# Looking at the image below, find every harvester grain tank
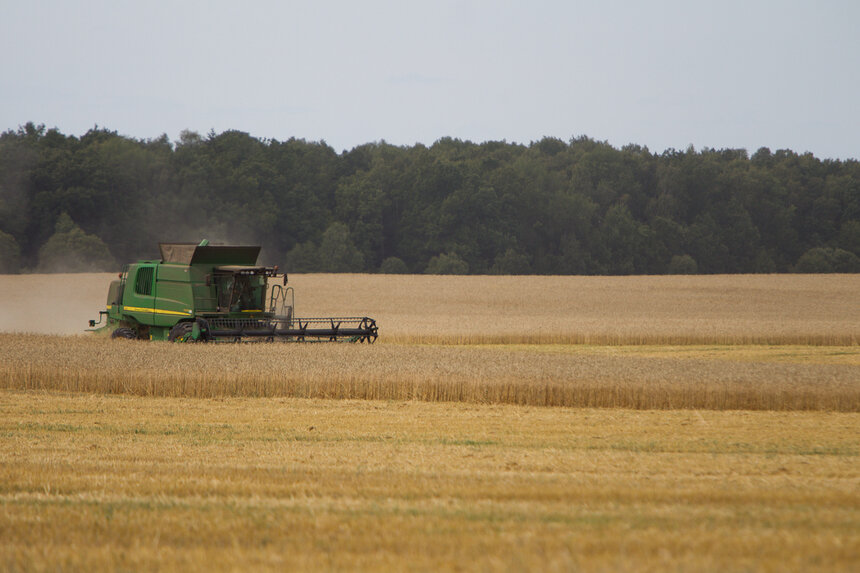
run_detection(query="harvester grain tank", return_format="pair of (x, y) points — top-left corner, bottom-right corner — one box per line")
(89, 241), (377, 342)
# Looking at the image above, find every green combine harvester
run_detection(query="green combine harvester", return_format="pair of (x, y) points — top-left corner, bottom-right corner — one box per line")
(89, 240), (378, 343)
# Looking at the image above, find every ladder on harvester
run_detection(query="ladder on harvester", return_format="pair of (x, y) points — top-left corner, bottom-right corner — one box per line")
(268, 284), (294, 325)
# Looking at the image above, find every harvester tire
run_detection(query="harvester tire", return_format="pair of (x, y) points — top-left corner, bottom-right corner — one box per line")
(168, 322), (194, 342)
(111, 327), (137, 340)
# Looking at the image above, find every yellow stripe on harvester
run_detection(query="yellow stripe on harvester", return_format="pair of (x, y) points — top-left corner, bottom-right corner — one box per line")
(121, 306), (193, 317)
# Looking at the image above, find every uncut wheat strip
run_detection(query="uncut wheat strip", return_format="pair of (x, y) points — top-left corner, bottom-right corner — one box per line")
(1, 335), (858, 411)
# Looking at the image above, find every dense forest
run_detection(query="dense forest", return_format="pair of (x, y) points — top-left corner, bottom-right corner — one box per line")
(1, 122), (858, 275)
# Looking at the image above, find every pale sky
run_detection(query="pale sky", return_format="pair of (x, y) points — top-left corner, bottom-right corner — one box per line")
(2, 0), (858, 159)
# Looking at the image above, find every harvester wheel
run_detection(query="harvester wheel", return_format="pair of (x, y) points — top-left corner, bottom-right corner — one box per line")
(111, 327), (137, 340)
(168, 322), (194, 343)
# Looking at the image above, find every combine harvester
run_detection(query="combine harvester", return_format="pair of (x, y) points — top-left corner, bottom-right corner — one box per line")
(89, 241), (378, 343)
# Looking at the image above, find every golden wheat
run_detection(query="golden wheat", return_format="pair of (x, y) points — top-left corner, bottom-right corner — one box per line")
(290, 273), (860, 346)
(1, 334), (857, 411)
(1, 273), (858, 345)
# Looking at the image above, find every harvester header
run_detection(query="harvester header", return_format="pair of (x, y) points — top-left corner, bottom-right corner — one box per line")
(89, 240), (378, 343)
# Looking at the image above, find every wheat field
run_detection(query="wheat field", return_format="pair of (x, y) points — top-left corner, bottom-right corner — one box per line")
(291, 273), (860, 345)
(2, 392), (858, 572)
(1, 272), (859, 571)
(1, 272), (858, 411)
(1, 272), (858, 345)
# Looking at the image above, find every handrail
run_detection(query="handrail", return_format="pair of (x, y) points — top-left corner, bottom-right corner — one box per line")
(268, 283), (295, 323)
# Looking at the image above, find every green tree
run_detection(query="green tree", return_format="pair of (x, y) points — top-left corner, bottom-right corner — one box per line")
(601, 204), (652, 274)
(556, 236), (603, 275)
(37, 213), (115, 272)
(285, 241), (320, 272)
(492, 248), (531, 275)
(668, 254), (698, 275)
(1, 124), (857, 277)
(380, 256), (409, 274)
(425, 252), (469, 275)
(838, 220), (860, 255)
(0, 230), (21, 273)
(751, 248), (777, 273)
(687, 214), (731, 273)
(795, 247), (860, 273)
(831, 248), (860, 272)
(317, 222), (365, 272)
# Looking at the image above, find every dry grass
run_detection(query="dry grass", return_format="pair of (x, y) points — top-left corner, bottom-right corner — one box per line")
(2, 334), (858, 411)
(2, 391), (858, 572)
(1, 273), (858, 345)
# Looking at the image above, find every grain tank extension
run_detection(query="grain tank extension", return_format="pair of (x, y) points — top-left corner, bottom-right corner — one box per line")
(88, 241), (378, 343)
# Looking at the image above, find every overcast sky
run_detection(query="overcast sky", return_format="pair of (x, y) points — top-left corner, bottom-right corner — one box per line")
(2, 1), (858, 159)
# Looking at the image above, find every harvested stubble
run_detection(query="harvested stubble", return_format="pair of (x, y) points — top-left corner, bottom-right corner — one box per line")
(2, 392), (858, 572)
(2, 334), (858, 411)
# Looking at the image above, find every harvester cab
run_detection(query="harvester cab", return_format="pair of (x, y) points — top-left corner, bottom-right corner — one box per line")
(89, 241), (377, 343)
(212, 266), (273, 313)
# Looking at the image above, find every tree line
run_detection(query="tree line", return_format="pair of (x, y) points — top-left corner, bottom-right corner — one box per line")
(1, 122), (858, 274)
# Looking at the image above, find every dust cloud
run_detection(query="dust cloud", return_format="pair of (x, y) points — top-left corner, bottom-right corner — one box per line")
(0, 273), (115, 335)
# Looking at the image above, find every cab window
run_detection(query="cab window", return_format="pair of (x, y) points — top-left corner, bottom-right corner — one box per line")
(135, 267), (154, 296)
